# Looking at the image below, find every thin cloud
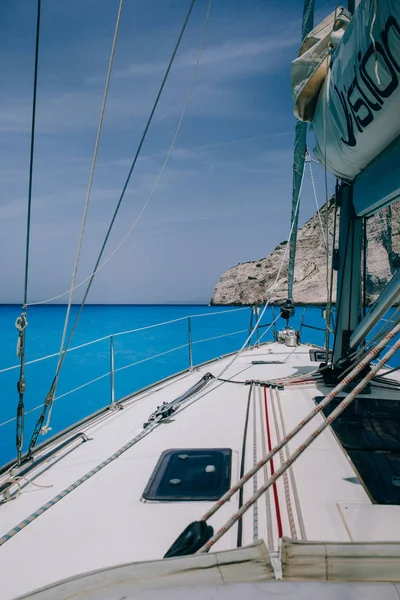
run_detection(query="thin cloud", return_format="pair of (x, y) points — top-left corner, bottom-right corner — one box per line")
(115, 34), (298, 80)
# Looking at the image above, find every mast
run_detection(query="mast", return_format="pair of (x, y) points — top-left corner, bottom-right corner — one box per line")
(283, 0), (315, 324)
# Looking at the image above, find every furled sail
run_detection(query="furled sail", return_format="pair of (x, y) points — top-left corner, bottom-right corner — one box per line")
(291, 7), (350, 121)
(302, 0), (400, 181)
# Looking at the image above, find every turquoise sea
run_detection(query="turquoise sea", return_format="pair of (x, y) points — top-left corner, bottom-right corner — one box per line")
(0, 304), (397, 466)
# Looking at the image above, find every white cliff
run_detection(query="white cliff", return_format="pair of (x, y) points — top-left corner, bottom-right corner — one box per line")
(211, 201), (400, 306)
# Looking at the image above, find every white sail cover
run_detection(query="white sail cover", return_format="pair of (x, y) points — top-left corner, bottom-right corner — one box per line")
(311, 0), (400, 181)
(291, 7), (350, 121)
(17, 539), (400, 598)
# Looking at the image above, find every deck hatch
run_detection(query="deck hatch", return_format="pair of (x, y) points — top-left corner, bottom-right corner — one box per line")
(143, 448), (232, 501)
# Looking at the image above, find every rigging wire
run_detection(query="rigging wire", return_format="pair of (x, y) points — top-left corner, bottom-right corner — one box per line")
(43, 0), (126, 436)
(25, 143), (292, 306)
(285, 0), (315, 308)
(26, 0), (203, 454)
(15, 0), (41, 464)
(26, 0), (215, 310)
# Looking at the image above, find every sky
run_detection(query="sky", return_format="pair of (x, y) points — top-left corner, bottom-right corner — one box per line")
(0, 0), (335, 304)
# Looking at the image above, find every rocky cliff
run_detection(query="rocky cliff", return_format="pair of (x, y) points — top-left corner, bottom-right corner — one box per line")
(211, 201), (400, 306)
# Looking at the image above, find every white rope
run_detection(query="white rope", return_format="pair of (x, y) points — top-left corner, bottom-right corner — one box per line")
(27, 0), (212, 309)
(1, 474), (53, 504)
(252, 385), (259, 542)
(40, 0), (124, 435)
(275, 387), (306, 539)
(54, 0), (124, 364)
(258, 384), (273, 551)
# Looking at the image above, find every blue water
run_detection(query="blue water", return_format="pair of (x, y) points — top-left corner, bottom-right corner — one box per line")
(0, 304), (397, 466)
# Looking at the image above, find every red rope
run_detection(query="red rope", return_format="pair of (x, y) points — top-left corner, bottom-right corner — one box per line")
(263, 385), (283, 538)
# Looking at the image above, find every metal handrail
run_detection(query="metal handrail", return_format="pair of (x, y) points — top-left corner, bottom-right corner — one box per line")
(0, 308), (256, 431)
(0, 307), (251, 375)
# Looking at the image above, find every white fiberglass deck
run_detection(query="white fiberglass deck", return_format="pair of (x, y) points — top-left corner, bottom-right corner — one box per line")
(0, 342), (399, 599)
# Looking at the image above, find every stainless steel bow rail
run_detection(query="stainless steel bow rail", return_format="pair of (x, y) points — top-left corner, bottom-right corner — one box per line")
(0, 307), (261, 436)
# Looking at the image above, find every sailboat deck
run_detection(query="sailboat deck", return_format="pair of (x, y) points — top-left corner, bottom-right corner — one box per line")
(1, 342), (399, 599)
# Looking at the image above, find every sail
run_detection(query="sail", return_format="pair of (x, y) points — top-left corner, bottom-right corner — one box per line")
(311, 0), (400, 181)
(291, 7), (350, 121)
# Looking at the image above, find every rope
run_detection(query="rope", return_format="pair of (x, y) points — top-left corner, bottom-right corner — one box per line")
(270, 387), (297, 539)
(0, 421), (160, 545)
(275, 387), (306, 539)
(237, 384), (253, 547)
(258, 385), (273, 551)
(252, 385), (258, 542)
(199, 320), (400, 527)
(1, 474), (53, 504)
(15, 0), (41, 464)
(198, 325), (400, 553)
(42, 0), (125, 436)
(27, 0), (197, 455)
(263, 386), (283, 539)
(0, 364), (249, 545)
(26, 0), (212, 309)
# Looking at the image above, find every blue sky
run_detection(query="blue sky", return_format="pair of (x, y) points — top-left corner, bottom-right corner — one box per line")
(0, 0), (335, 304)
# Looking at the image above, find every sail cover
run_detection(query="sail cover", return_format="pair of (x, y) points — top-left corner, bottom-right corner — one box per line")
(311, 0), (400, 181)
(291, 7), (350, 121)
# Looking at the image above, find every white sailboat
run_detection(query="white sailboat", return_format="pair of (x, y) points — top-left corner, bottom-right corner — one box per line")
(1, 1), (400, 598)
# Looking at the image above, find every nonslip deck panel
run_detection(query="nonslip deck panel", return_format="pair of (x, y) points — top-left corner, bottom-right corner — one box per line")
(0, 343), (399, 600)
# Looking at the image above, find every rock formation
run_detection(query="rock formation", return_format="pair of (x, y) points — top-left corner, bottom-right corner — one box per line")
(211, 200), (400, 306)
